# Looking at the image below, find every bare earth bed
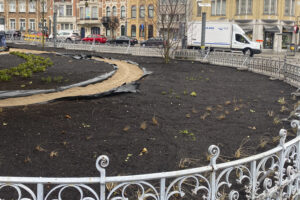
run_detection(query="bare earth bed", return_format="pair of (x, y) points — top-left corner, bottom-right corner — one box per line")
(0, 52), (113, 90)
(0, 44), (299, 181)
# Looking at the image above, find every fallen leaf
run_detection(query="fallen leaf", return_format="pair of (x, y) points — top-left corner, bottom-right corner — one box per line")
(192, 107), (198, 113)
(35, 145), (46, 152)
(24, 156), (31, 163)
(139, 148), (148, 156)
(20, 84), (26, 88)
(123, 125), (130, 131)
(2, 122), (7, 126)
(185, 113), (191, 118)
(225, 101), (231, 105)
(65, 114), (71, 119)
(50, 151), (58, 158)
(140, 121), (147, 130)
(86, 135), (93, 140)
(250, 109), (255, 113)
(248, 126), (256, 130)
(28, 81), (32, 85)
(152, 116), (159, 126)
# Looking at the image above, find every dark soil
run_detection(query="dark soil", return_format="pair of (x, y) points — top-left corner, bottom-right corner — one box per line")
(0, 53), (113, 90)
(0, 43), (299, 179)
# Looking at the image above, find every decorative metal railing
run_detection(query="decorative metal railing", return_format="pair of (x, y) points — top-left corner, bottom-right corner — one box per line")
(0, 120), (300, 199)
(2, 39), (300, 199)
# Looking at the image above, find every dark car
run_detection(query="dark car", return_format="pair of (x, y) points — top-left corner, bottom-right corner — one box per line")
(108, 36), (138, 46)
(140, 37), (165, 47)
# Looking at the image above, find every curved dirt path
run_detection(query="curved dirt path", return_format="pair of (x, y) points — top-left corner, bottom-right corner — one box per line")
(0, 49), (144, 107)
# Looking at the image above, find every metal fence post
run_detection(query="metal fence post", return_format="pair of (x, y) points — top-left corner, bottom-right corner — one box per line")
(160, 178), (166, 200)
(96, 155), (109, 200)
(208, 145), (220, 200)
(250, 161), (257, 200)
(37, 183), (44, 200)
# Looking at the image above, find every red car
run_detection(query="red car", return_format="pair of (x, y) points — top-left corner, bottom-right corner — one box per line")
(82, 34), (107, 43)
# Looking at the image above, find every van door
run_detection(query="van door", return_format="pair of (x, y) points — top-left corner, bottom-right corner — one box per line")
(232, 33), (249, 50)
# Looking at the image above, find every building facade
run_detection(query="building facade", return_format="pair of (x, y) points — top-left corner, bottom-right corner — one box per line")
(52, 0), (77, 33)
(0, 0), (52, 34)
(192, 0), (300, 51)
(126, 0), (157, 41)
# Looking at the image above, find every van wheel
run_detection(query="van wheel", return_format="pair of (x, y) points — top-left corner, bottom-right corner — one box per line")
(243, 48), (253, 57)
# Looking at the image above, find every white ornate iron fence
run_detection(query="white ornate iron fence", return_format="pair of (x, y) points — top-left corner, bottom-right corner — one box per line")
(0, 120), (300, 199)
(2, 40), (300, 199)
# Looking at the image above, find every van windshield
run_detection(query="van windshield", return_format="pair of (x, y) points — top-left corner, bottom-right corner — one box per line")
(235, 34), (249, 44)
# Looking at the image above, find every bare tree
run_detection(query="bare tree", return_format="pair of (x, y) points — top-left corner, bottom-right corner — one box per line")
(151, 0), (192, 63)
(102, 16), (120, 39)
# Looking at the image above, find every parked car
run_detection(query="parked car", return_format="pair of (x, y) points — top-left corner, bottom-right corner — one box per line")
(49, 31), (80, 42)
(140, 37), (165, 47)
(108, 36), (138, 46)
(5, 30), (21, 38)
(82, 34), (107, 43)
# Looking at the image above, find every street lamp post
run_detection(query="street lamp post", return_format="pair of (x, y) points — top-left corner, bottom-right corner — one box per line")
(197, 1), (211, 54)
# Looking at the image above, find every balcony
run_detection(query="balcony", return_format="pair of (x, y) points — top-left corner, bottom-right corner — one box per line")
(77, 17), (99, 25)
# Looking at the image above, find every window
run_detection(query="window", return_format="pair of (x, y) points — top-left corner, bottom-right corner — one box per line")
(29, 19), (35, 31)
(236, 0), (252, 15)
(40, 1), (47, 12)
(9, 0), (16, 12)
(112, 6), (117, 16)
(131, 6), (136, 18)
(264, 0), (277, 15)
(131, 25), (136, 37)
(211, 0), (226, 16)
(85, 7), (90, 18)
(106, 28), (110, 37)
(235, 34), (249, 43)
(80, 7), (84, 19)
(121, 25), (125, 36)
(66, 5), (72, 16)
(121, 6), (125, 18)
(92, 6), (97, 18)
(10, 19), (15, 29)
(19, 0), (26, 12)
(284, 0), (295, 16)
(197, 3), (202, 17)
(59, 5), (64, 16)
(148, 5), (154, 18)
(0, 2), (4, 12)
(140, 5), (145, 18)
(20, 19), (26, 31)
(106, 6), (111, 16)
(29, 0), (36, 12)
(139, 24), (145, 37)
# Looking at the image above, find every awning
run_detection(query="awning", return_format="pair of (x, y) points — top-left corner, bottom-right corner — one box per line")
(239, 25), (253, 33)
(263, 25), (280, 33)
(282, 25), (294, 33)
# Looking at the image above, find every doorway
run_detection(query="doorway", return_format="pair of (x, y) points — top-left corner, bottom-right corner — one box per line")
(91, 27), (100, 35)
(80, 27), (85, 38)
(263, 32), (274, 49)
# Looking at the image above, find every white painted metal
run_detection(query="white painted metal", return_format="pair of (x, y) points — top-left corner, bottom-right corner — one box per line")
(2, 39), (300, 199)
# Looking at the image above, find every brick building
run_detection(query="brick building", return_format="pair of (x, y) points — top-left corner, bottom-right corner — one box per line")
(0, 0), (52, 34)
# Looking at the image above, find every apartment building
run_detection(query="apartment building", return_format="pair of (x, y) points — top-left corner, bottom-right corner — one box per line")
(52, 0), (77, 33)
(192, 0), (300, 51)
(0, 0), (52, 34)
(126, 0), (157, 41)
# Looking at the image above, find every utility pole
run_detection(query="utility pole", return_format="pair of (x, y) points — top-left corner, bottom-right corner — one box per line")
(201, 12), (206, 52)
(53, 5), (57, 48)
(41, 0), (45, 48)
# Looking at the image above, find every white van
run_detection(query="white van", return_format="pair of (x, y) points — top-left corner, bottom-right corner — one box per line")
(187, 21), (261, 56)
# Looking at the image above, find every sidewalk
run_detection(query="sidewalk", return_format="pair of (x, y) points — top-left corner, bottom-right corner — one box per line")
(257, 50), (300, 64)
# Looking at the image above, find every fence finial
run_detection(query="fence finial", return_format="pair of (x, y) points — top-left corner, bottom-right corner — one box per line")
(291, 120), (300, 136)
(208, 145), (220, 170)
(279, 129), (287, 147)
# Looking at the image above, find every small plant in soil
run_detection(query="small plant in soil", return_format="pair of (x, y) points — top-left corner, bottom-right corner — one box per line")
(179, 129), (196, 141)
(0, 52), (53, 81)
(277, 97), (286, 105)
(53, 76), (64, 83)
